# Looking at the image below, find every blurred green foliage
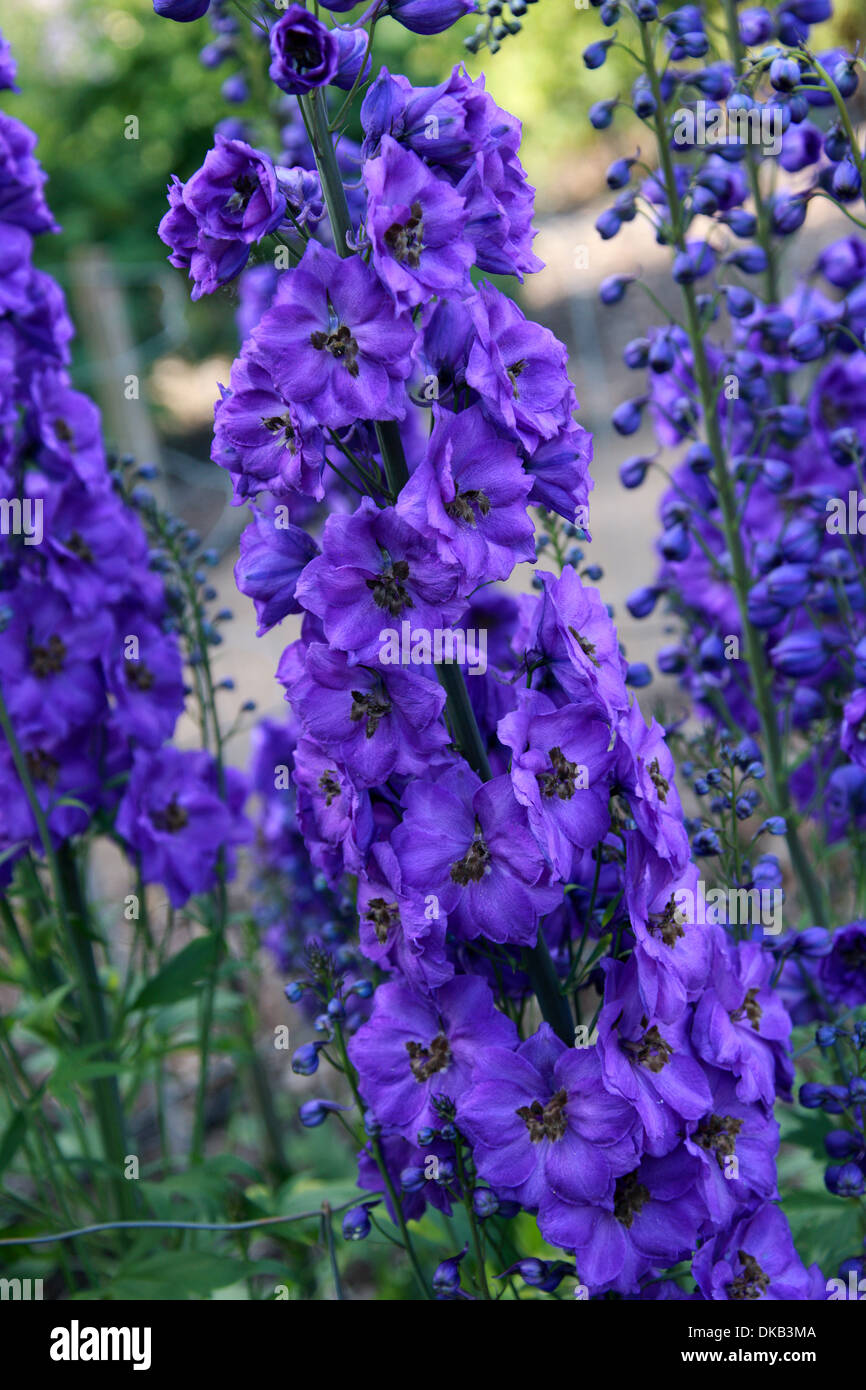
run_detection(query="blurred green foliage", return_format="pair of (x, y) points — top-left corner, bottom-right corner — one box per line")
(2, 0), (604, 273)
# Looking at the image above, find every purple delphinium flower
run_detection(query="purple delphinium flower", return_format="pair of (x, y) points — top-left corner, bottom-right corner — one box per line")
(348, 974), (517, 1137)
(213, 349), (325, 503)
(820, 922), (866, 1006)
(38, 481), (158, 616)
(158, 173), (248, 299)
(459, 1023), (639, 1211)
(268, 7), (339, 96)
(521, 567), (630, 721)
(684, 1066), (780, 1228)
(840, 689), (866, 769)
(361, 64), (542, 279)
(332, 28), (373, 93)
(115, 746), (249, 907)
(104, 617), (186, 750)
(153, 0), (211, 19)
(182, 136), (285, 246)
(0, 32), (18, 91)
(497, 690), (614, 879)
(539, 1148), (708, 1294)
(691, 937), (795, 1107)
(292, 734), (375, 883)
(28, 373), (106, 486)
(0, 584), (108, 746)
(365, 136), (474, 310)
(466, 283), (574, 451)
(294, 498), (464, 664)
(251, 241), (416, 426)
(279, 638), (450, 786)
(234, 503), (319, 634)
(625, 860), (713, 1025)
(0, 734), (100, 848)
(692, 1203), (817, 1300)
(597, 955), (714, 1156)
(391, 762), (561, 946)
(357, 840), (453, 991)
(615, 701), (691, 887)
(395, 404), (535, 591)
(524, 419), (594, 523)
(383, 0), (477, 34)
(0, 112), (58, 235)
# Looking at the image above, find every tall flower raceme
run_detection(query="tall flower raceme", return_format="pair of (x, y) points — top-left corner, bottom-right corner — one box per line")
(0, 40), (248, 901)
(583, 0), (866, 1283)
(152, 0), (827, 1300)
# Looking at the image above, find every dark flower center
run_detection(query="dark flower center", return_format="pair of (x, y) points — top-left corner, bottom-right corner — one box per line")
(445, 486), (491, 527)
(614, 1170), (651, 1228)
(126, 662), (155, 692)
(537, 745), (579, 801)
(151, 796), (188, 833)
(261, 412), (298, 452)
(727, 1250), (770, 1301)
(840, 938), (866, 970)
(647, 756), (669, 802)
(30, 634), (66, 678)
(54, 418), (73, 443)
(227, 173), (258, 213)
(365, 896), (399, 945)
(284, 33), (321, 72)
(310, 322), (360, 377)
(406, 1032), (451, 1082)
(66, 532), (94, 563)
(318, 770), (341, 806)
(366, 559), (413, 617)
(507, 358), (527, 397)
(450, 823), (491, 885)
(568, 625), (600, 667)
(384, 201), (425, 268)
(730, 986), (762, 1032)
(516, 1087), (569, 1143)
(623, 1024), (673, 1073)
(350, 689), (391, 739)
(694, 1113), (743, 1170)
(25, 748), (59, 788)
(648, 895), (685, 946)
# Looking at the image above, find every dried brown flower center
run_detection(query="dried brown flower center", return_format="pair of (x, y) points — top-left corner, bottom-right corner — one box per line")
(516, 1087), (569, 1143)
(406, 1032), (451, 1082)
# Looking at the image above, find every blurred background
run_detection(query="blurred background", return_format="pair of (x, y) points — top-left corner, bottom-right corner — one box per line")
(1, 0), (858, 737)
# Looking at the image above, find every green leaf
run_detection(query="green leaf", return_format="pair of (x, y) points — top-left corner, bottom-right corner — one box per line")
(0, 1110), (28, 1178)
(92, 1250), (247, 1301)
(16, 983), (73, 1040)
(52, 1054), (130, 1090)
(131, 935), (218, 1011)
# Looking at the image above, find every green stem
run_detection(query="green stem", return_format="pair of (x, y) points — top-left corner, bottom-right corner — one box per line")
(57, 845), (136, 1222)
(454, 1140), (492, 1300)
